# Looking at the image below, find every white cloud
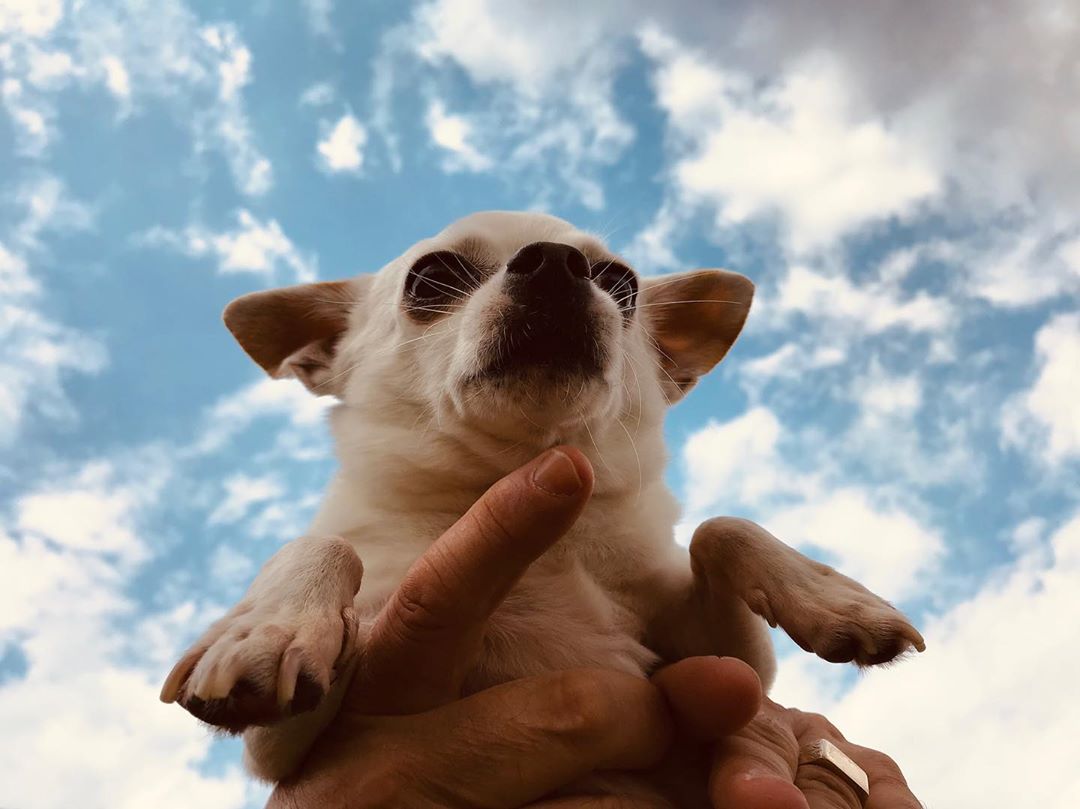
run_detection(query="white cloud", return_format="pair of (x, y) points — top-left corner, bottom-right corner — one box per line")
(2, 76), (52, 154)
(25, 47), (76, 86)
(299, 81), (335, 107)
(208, 473), (285, 525)
(642, 30), (940, 253)
(193, 377), (334, 455)
(680, 406), (943, 600)
(768, 489), (943, 600)
(15, 460), (163, 563)
(395, 0), (634, 208)
(137, 209), (317, 284)
(301, 0), (334, 38)
(209, 543), (257, 589)
(101, 54), (131, 99)
(425, 99), (492, 172)
(740, 342), (846, 383)
(966, 226), (1080, 309)
(853, 364), (923, 422)
(1003, 312), (1080, 463)
(0, 454), (260, 809)
(0, 2), (272, 194)
(0, 240), (36, 296)
(317, 112), (367, 173)
(0, 0), (63, 38)
(0, 177), (104, 444)
(202, 25), (251, 101)
(682, 406), (796, 515)
(772, 264), (952, 334)
(11, 174), (95, 249)
(412, 0), (608, 89)
(244, 492), (322, 540)
(622, 202), (682, 273)
(770, 511), (1080, 808)
(197, 24), (270, 195)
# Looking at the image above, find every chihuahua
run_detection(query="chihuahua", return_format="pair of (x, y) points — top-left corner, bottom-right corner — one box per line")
(161, 211), (923, 800)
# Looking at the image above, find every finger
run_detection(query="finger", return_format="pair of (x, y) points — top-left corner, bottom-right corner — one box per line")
(405, 668), (672, 809)
(709, 698), (809, 809)
(651, 656), (762, 742)
(790, 708), (881, 803)
(790, 710), (906, 809)
(847, 745), (921, 809)
(352, 446), (594, 713)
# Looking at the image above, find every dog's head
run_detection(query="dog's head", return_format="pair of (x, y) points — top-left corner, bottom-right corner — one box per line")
(223, 211), (753, 449)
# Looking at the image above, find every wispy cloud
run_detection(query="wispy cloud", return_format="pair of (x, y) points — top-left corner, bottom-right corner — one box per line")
(1003, 312), (1080, 464)
(316, 112), (367, 174)
(0, 1), (273, 195)
(136, 209), (318, 284)
(425, 99), (492, 172)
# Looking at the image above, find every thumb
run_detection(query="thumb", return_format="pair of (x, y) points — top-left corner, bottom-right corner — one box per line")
(351, 446), (594, 714)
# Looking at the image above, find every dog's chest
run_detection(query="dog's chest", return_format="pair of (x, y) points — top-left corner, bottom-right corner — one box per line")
(466, 550), (661, 691)
(319, 475), (683, 687)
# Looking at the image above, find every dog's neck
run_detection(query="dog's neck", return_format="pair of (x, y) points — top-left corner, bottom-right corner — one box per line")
(323, 395), (669, 517)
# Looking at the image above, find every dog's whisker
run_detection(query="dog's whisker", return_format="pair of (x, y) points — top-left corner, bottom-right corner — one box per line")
(635, 299), (745, 309)
(579, 410), (613, 476)
(623, 349), (645, 429)
(316, 324), (453, 390)
(416, 272), (473, 298)
(637, 273), (702, 296)
(615, 415), (642, 504)
(638, 329), (683, 393)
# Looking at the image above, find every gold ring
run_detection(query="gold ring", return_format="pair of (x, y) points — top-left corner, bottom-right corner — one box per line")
(799, 739), (870, 803)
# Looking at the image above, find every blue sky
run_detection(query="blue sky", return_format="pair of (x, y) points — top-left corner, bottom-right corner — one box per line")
(1, 1), (1078, 807)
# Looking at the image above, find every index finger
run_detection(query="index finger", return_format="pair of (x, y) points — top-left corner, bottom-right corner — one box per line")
(351, 446), (594, 713)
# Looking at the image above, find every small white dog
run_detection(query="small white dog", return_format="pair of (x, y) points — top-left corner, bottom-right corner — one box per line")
(162, 211), (923, 799)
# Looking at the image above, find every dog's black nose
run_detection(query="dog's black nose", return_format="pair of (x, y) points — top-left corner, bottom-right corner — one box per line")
(506, 242), (590, 282)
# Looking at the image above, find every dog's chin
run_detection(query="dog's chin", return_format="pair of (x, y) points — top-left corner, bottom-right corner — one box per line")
(456, 361), (614, 434)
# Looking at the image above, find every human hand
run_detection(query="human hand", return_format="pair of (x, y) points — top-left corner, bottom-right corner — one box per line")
(267, 447), (727, 808)
(656, 656), (922, 808)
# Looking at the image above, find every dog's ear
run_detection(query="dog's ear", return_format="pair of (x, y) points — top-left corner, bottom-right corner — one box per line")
(640, 269), (754, 403)
(223, 278), (365, 396)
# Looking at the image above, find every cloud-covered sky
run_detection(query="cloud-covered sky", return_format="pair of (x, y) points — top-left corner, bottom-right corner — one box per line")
(1, 1), (1077, 806)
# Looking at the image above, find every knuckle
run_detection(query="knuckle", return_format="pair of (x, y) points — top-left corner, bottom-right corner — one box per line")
(471, 497), (517, 549)
(793, 709), (844, 740)
(746, 712), (798, 757)
(386, 569), (451, 642)
(861, 748), (905, 780)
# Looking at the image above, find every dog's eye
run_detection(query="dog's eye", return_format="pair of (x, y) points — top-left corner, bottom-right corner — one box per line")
(590, 261), (638, 314)
(405, 251), (479, 309)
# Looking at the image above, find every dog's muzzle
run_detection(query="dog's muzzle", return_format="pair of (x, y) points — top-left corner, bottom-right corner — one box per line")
(489, 241), (604, 376)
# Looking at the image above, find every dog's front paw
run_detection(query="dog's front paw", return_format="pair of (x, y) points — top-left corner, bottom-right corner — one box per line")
(747, 560), (925, 666)
(160, 601), (358, 732)
(692, 517), (925, 667)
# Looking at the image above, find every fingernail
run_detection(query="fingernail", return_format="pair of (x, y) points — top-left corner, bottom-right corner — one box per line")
(533, 449), (582, 496)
